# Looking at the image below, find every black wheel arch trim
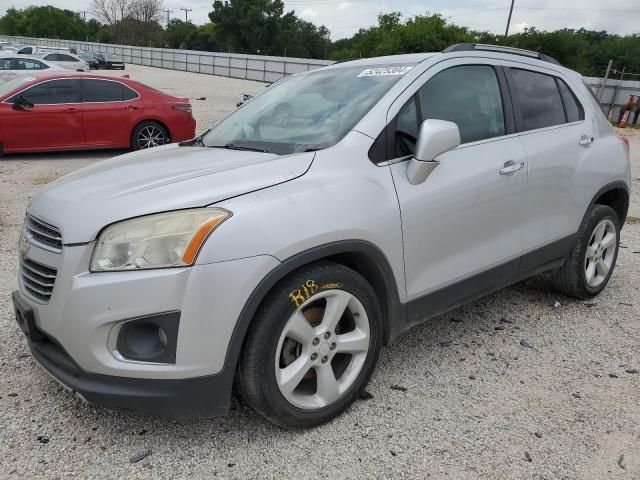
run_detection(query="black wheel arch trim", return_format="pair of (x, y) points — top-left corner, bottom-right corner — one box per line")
(221, 240), (405, 378)
(588, 180), (630, 226)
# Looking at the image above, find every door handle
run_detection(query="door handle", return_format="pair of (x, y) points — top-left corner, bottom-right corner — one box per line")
(64, 108), (81, 113)
(578, 135), (594, 147)
(124, 106), (138, 111)
(500, 160), (525, 175)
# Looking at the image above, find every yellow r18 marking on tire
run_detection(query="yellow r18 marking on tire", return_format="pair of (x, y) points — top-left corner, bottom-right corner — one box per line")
(289, 279), (319, 308)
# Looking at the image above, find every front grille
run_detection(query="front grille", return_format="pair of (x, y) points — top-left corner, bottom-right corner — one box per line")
(25, 215), (63, 252)
(20, 257), (58, 303)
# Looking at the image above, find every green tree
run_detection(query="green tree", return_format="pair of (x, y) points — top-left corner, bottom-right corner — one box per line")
(186, 23), (220, 51)
(165, 19), (198, 49)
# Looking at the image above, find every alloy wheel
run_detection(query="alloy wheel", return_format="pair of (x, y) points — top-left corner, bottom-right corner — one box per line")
(137, 125), (166, 149)
(584, 218), (617, 288)
(275, 289), (370, 410)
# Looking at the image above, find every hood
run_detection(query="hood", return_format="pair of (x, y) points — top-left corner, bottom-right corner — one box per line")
(29, 144), (314, 244)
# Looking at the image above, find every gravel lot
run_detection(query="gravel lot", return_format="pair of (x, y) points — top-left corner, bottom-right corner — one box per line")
(1, 65), (639, 479)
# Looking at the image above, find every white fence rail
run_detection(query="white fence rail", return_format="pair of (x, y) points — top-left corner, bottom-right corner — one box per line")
(0, 35), (333, 83)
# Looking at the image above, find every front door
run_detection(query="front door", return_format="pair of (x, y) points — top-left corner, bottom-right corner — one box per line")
(387, 62), (528, 321)
(1, 78), (83, 151)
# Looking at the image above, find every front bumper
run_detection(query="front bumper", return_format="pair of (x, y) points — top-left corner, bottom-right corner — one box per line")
(15, 238), (279, 416)
(14, 290), (231, 417)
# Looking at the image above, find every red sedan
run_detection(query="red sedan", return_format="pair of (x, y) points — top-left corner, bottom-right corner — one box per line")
(0, 72), (196, 155)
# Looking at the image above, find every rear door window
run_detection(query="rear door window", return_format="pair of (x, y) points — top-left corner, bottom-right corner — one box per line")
(557, 79), (584, 123)
(58, 54), (78, 62)
(509, 68), (566, 131)
(82, 79), (138, 102)
(17, 59), (46, 70)
(9, 79), (81, 104)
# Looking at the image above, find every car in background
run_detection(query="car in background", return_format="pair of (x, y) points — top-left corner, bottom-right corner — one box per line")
(34, 52), (90, 72)
(0, 72), (195, 154)
(0, 55), (61, 83)
(78, 52), (104, 70)
(16, 45), (77, 55)
(95, 53), (125, 70)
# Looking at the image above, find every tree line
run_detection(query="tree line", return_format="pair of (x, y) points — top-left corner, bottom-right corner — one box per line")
(1, 1), (639, 76)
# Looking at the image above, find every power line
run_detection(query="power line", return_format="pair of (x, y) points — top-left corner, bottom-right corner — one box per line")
(164, 9), (171, 24)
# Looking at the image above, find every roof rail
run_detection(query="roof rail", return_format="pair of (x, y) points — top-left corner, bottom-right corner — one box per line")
(442, 43), (562, 66)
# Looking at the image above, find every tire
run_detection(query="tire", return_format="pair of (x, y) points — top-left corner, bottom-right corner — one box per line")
(554, 204), (620, 299)
(237, 261), (383, 428)
(130, 121), (170, 150)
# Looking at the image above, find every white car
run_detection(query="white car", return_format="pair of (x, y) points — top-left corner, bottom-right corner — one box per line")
(34, 52), (90, 72)
(0, 55), (61, 83)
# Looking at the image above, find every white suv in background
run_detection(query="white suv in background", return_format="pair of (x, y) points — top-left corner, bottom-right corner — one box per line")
(13, 44), (630, 428)
(33, 51), (90, 71)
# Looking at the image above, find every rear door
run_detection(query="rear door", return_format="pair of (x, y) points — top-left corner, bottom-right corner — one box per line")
(81, 78), (143, 147)
(1, 78), (83, 150)
(504, 64), (594, 265)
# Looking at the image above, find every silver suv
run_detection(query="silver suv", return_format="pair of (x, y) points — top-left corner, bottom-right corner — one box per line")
(13, 44), (631, 427)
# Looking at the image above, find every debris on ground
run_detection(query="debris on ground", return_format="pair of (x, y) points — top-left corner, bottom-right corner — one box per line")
(390, 384), (407, 392)
(129, 448), (152, 464)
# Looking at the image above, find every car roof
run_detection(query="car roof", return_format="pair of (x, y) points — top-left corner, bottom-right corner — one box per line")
(323, 53), (438, 70)
(9, 71), (133, 83)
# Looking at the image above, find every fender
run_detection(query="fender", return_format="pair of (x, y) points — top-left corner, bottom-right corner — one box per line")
(220, 240), (406, 376)
(587, 180), (630, 225)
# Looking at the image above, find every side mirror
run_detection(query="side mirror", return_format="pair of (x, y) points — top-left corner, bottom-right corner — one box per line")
(407, 119), (461, 185)
(12, 95), (34, 111)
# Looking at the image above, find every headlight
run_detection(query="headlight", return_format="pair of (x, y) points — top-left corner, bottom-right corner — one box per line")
(91, 208), (231, 272)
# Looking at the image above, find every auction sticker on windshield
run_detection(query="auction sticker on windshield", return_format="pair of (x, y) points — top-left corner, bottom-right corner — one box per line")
(357, 66), (414, 77)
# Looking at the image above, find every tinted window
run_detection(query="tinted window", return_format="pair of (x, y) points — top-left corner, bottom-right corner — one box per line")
(83, 79), (138, 102)
(419, 65), (505, 144)
(510, 68), (565, 131)
(43, 53), (57, 61)
(10, 79), (80, 104)
(557, 79), (583, 123)
(17, 59), (46, 70)
(18, 47), (32, 54)
(395, 96), (419, 156)
(0, 59), (12, 70)
(58, 54), (78, 62)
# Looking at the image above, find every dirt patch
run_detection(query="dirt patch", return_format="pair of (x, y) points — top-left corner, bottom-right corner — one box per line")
(626, 216), (640, 224)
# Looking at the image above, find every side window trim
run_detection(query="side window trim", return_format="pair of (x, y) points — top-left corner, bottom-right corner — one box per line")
(557, 77), (585, 122)
(554, 77), (570, 123)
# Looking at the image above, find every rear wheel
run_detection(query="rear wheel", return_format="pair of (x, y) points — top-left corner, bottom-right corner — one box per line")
(130, 121), (169, 150)
(554, 204), (620, 299)
(237, 261), (383, 428)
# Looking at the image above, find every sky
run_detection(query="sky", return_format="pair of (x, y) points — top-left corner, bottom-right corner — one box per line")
(2, 0), (640, 39)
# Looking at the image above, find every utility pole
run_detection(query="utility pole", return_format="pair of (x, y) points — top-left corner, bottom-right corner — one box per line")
(504, 0), (515, 41)
(180, 8), (192, 22)
(598, 59), (613, 102)
(164, 9), (171, 25)
(79, 10), (88, 20)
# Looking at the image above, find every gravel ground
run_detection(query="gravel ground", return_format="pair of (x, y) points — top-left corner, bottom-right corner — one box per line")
(1, 66), (639, 479)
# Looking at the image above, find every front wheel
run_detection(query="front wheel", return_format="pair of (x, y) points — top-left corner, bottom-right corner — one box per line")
(237, 261), (383, 428)
(130, 121), (169, 150)
(554, 204), (620, 299)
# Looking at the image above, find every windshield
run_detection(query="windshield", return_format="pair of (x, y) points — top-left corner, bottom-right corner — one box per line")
(0, 75), (35, 99)
(201, 64), (415, 154)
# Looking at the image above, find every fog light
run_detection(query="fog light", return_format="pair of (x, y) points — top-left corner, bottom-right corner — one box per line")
(116, 312), (180, 364)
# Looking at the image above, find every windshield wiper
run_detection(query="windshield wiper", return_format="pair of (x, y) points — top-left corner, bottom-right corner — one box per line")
(205, 143), (269, 153)
(223, 143), (269, 153)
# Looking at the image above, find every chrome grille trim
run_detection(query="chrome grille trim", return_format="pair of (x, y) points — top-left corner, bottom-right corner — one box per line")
(25, 215), (63, 252)
(20, 257), (58, 303)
